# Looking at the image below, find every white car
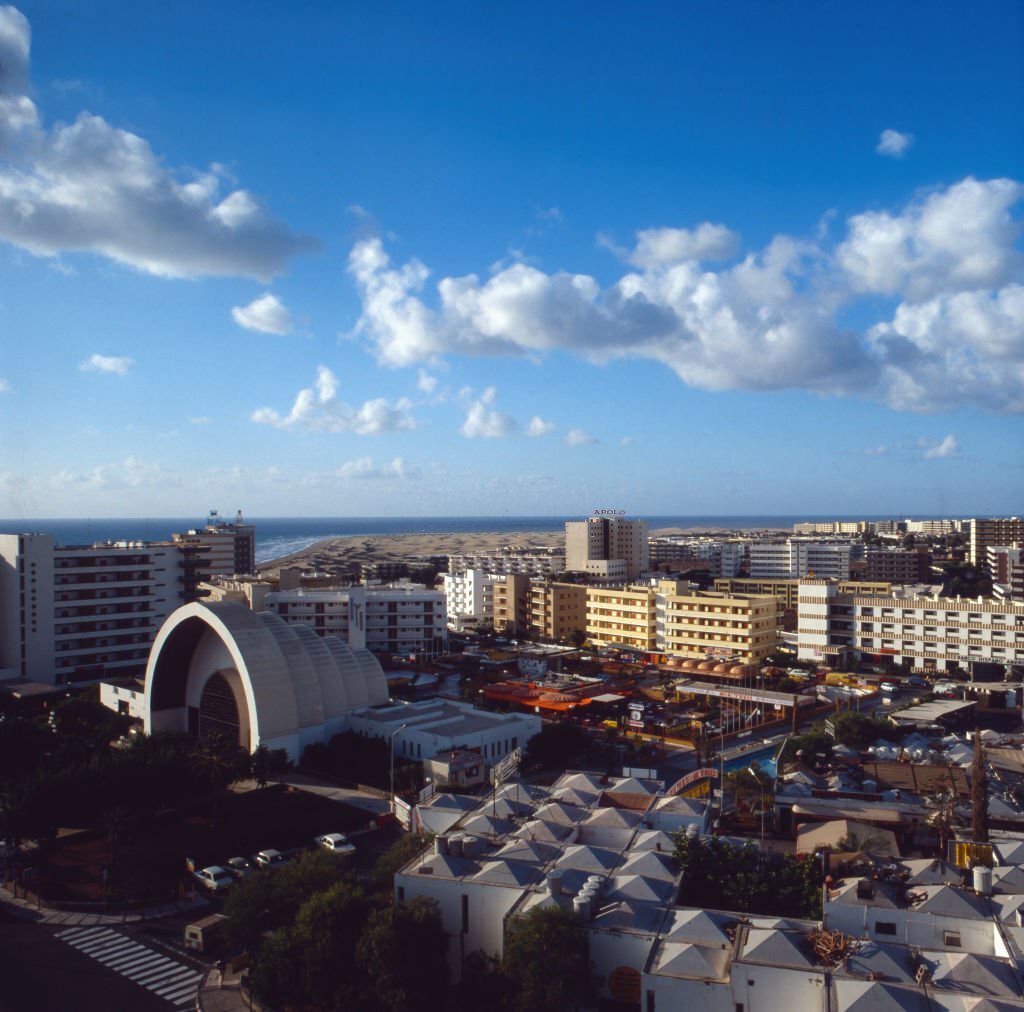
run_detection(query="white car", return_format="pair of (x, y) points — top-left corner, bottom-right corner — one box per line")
(254, 848), (287, 868)
(880, 681), (899, 694)
(315, 833), (356, 857)
(193, 866), (234, 892)
(225, 856), (253, 879)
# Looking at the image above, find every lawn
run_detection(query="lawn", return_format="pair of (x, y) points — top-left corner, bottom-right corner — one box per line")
(32, 784), (375, 906)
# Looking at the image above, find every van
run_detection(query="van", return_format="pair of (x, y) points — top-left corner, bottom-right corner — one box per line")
(184, 913), (228, 955)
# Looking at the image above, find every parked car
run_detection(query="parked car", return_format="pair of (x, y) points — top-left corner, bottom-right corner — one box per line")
(225, 856), (253, 879)
(254, 848), (287, 868)
(192, 866), (234, 892)
(880, 681), (899, 694)
(315, 833), (356, 856)
(906, 676), (929, 689)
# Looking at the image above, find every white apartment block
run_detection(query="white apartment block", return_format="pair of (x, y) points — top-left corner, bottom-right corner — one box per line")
(447, 549), (564, 577)
(565, 516), (649, 581)
(989, 546), (1024, 603)
(750, 539), (856, 580)
(0, 533), (185, 685)
(648, 538), (745, 577)
(796, 578), (1024, 672)
(906, 518), (965, 536)
(442, 568), (499, 631)
(793, 520), (872, 535)
(171, 510), (256, 579)
(264, 582), (448, 657)
(970, 517), (1024, 567)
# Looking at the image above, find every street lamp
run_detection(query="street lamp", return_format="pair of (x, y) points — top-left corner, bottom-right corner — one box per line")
(748, 765), (768, 841)
(389, 723), (408, 813)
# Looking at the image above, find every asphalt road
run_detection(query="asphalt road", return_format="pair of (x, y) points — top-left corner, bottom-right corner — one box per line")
(0, 909), (191, 1012)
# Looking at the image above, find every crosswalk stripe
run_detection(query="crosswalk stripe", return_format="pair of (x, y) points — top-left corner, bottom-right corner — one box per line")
(102, 946), (153, 970)
(76, 936), (133, 956)
(146, 967), (199, 994)
(56, 926), (202, 1007)
(160, 978), (204, 1004)
(112, 953), (166, 975)
(132, 960), (182, 986)
(88, 937), (136, 955)
(65, 928), (117, 948)
(55, 930), (99, 946)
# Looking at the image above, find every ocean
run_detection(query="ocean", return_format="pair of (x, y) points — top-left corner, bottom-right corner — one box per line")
(0, 514), (958, 565)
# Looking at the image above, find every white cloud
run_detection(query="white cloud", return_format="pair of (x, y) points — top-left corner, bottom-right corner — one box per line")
(863, 445), (888, 456)
(619, 435), (633, 447)
(526, 415), (555, 437)
(251, 365), (417, 434)
(336, 456), (416, 480)
(460, 387), (517, 438)
(0, 377), (10, 392)
(626, 223), (740, 267)
(0, 7), (315, 280)
(876, 128), (914, 158)
(187, 415), (211, 425)
(922, 434), (960, 459)
(347, 175), (1024, 414)
(837, 177), (1021, 300)
(417, 368), (438, 394)
(566, 428), (597, 446)
(80, 353), (132, 374)
(231, 293), (294, 335)
(54, 455), (178, 490)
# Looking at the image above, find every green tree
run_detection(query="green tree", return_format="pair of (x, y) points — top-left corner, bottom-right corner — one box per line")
(250, 926), (306, 1009)
(294, 878), (371, 1009)
(223, 849), (350, 953)
(832, 711), (900, 749)
(370, 833), (432, 895)
(525, 722), (589, 769)
(357, 897), (449, 1012)
(500, 906), (597, 1012)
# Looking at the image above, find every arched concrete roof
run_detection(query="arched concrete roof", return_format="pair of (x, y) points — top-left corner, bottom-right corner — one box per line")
(144, 601), (387, 749)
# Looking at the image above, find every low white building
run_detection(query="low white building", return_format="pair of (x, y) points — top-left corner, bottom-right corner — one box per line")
(346, 697), (539, 766)
(750, 539), (857, 580)
(442, 568), (500, 631)
(263, 582), (448, 657)
(797, 578), (1024, 673)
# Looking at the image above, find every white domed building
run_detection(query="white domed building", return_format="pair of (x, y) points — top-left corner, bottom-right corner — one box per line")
(143, 601), (388, 761)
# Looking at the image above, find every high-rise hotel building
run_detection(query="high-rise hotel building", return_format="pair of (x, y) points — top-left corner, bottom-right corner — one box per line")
(0, 533), (185, 684)
(565, 515), (649, 581)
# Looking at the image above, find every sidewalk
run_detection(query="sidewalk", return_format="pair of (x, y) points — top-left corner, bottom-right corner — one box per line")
(0, 880), (208, 926)
(197, 963), (260, 1012)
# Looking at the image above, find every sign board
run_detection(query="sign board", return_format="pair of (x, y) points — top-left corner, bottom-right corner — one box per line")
(418, 782), (436, 804)
(948, 840), (994, 869)
(608, 966), (641, 1004)
(680, 780), (711, 798)
(622, 767), (659, 780)
(392, 795), (411, 830)
(666, 767), (719, 796)
(592, 508), (627, 516)
(489, 747), (523, 786)
(627, 719), (645, 730)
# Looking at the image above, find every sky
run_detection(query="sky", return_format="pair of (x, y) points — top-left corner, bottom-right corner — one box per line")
(0, 1), (1021, 519)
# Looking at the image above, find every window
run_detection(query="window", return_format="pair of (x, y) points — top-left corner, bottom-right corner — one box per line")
(875, 921), (897, 936)
(943, 930), (961, 948)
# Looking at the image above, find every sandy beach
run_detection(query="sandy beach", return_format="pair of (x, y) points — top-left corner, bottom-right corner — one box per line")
(257, 525), (787, 577)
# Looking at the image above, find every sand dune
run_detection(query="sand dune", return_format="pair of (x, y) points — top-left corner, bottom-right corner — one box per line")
(257, 525), (779, 577)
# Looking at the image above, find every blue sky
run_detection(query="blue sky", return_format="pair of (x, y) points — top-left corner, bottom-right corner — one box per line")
(0, 1), (1021, 518)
